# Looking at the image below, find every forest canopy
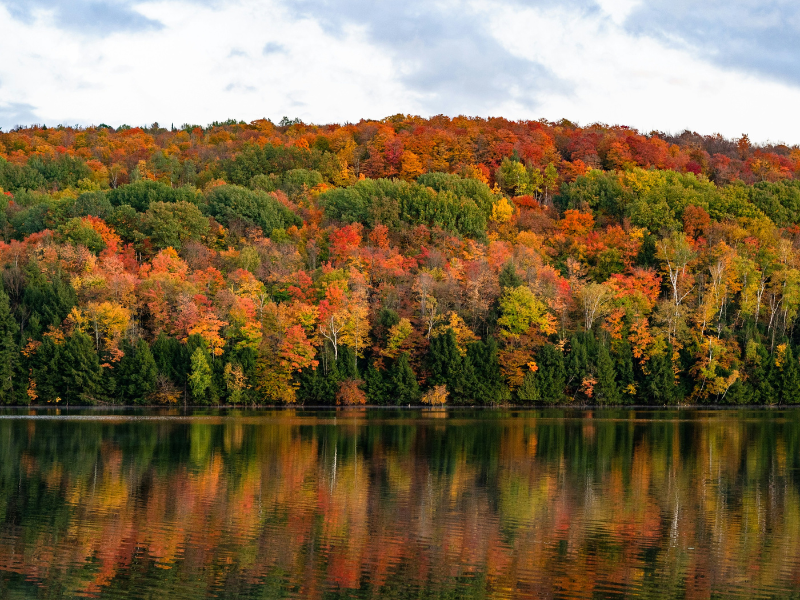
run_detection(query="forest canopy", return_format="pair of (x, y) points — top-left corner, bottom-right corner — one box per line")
(1, 115), (800, 405)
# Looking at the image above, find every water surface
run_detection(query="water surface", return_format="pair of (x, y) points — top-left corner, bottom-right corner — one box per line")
(1, 408), (799, 599)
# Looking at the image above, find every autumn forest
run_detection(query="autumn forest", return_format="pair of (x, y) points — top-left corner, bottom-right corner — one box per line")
(1, 115), (800, 406)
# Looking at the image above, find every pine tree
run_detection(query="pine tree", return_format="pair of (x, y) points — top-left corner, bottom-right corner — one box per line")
(537, 344), (566, 404)
(779, 346), (800, 404)
(467, 337), (510, 405)
(594, 343), (620, 404)
(116, 339), (158, 404)
(365, 360), (389, 405)
(566, 335), (588, 394)
(644, 348), (675, 405)
(58, 330), (103, 404)
(614, 341), (635, 400)
(516, 370), (539, 404)
(0, 290), (19, 404)
(499, 262), (523, 290)
(189, 347), (212, 404)
(22, 265), (77, 331)
(427, 330), (473, 403)
(337, 345), (358, 381)
(750, 344), (775, 404)
(392, 353), (420, 405)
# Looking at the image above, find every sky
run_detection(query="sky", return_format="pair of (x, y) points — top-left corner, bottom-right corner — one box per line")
(0, 0), (798, 143)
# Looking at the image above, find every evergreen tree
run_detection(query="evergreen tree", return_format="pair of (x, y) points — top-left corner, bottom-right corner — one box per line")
(749, 344), (775, 404)
(189, 347), (213, 404)
(152, 332), (189, 387)
(35, 330), (103, 405)
(337, 345), (359, 381)
(537, 344), (566, 404)
(643, 348), (675, 405)
(724, 378), (750, 404)
(427, 330), (473, 403)
(566, 335), (589, 394)
(614, 341), (635, 401)
(365, 360), (390, 405)
(779, 346), (800, 404)
(594, 343), (620, 404)
(392, 353), (420, 404)
(116, 339), (158, 404)
(0, 290), (19, 404)
(516, 370), (539, 404)
(298, 344), (341, 404)
(467, 337), (510, 405)
(63, 330), (103, 404)
(22, 265), (77, 332)
(499, 262), (523, 290)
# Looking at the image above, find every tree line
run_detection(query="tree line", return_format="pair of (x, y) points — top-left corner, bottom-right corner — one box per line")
(1, 116), (800, 404)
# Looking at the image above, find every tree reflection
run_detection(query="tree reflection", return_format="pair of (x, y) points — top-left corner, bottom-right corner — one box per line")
(0, 409), (799, 598)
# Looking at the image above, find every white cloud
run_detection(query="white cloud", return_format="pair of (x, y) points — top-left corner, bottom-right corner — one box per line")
(484, 2), (800, 143)
(1, 0), (799, 144)
(0, 0), (418, 128)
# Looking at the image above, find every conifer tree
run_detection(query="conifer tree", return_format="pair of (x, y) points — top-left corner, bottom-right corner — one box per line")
(499, 262), (523, 290)
(56, 330), (102, 404)
(644, 348), (675, 405)
(467, 337), (509, 405)
(537, 344), (566, 404)
(189, 347), (213, 403)
(749, 344), (774, 404)
(116, 339), (158, 404)
(614, 341), (635, 400)
(427, 330), (473, 403)
(516, 370), (539, 404)
(595, 343), (620, 405)
(0, 290), (19, 404)
(779, 346), (800, 404)
(392, 352), (420, 404)
(365, 360), (389, 405)
(566, 335), (588, 394)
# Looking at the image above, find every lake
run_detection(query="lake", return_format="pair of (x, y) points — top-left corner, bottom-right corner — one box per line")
(1, 408), (800, 599)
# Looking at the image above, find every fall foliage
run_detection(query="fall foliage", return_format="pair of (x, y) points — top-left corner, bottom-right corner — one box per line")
(2, 115), (800, 404)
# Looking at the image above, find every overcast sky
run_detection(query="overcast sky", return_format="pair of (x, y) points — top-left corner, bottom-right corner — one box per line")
(1, 0), (798, 143)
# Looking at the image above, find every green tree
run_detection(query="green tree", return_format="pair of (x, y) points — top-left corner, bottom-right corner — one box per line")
(392, 353), (420, 405)
(365, 360), (390, 405)
(189, 347), (213, 403)
(60, 331), (103, 404)
(614, 341), (636, 401)
(594, 343), (620, 404)
(467, 337), (509, 405)
(34, 331), (102, 404)
(643, 348), (675, 405)
(59, 217), (106, 253)
(427, 330), (473, 403)
(537, 344), (566, 404)
(116, 339), (158, 404)
(206, 184), (300, 236)
(142, 201), (209, 250)
(516, 370), (539, 404)
(499, 262), (523, 290)
(495, 158), (530, 196)
(0, 290), (19, 404)
(566, 335), (589, 393)
(778, 346), (800, 405)
(22, 265), (77, 334)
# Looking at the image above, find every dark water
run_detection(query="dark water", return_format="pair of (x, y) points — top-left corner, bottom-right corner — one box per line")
(1, 409), (800, 599)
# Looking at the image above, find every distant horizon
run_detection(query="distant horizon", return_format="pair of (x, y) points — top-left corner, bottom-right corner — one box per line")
(2, 1), (799, 142)
(2, 116), (798, 149)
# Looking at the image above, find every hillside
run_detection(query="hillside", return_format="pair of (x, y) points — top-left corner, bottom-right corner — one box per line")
(1, 115), (800, 405)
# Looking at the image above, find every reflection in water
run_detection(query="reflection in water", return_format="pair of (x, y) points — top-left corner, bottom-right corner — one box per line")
(1, 409), (800, 598)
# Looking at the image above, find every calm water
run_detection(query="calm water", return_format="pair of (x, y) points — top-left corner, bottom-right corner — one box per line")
(1, 408), (800, 599)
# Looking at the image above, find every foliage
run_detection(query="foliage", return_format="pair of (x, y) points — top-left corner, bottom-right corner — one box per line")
(3, 115), (800, 405)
